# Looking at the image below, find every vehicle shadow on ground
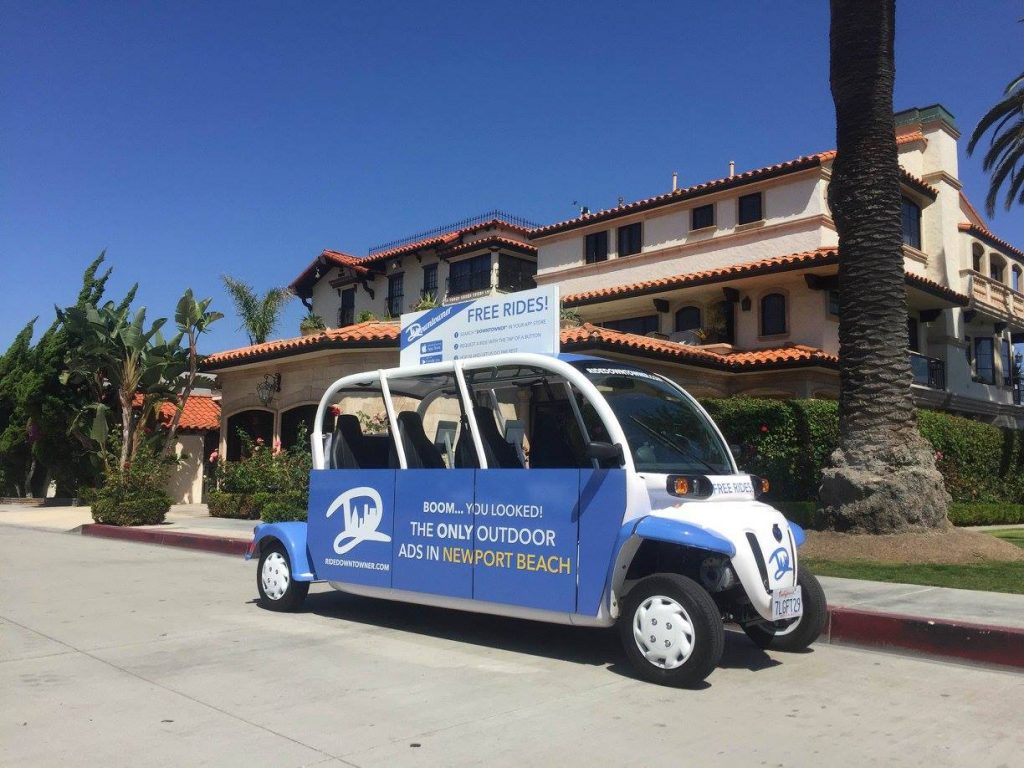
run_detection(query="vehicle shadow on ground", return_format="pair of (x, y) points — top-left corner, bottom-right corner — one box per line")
(295, 590), (790, 683)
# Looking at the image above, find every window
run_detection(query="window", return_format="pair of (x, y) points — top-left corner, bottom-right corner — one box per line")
(226, 410), (273, 462)
(738, 192), (763, 225)
(901, 197), (921, 250)
(990, 257), (1005, 283)
(907, 317), (919, 352)
(674, 306), (702, 332)
(280, 405), (317, 450)
(974, 337), (995, 384)
(972, 244), (984, 273)
(448, 254), (491, 295)
(965, 336), (973, 369)
(1002, 339), (1012, 386)
(497, 254), (536, 292)
(617, 222), (642, 257)
(828, 289), (840, 316)
(387, 273), (404, 317)
(338, 287), (355, 326)
(422, 263), (438, 297)
(602, 315), (659, 335)
(691, 204), (714, 231)
(1013, 267), (1022, 293)
(760, 293), (787, 336)
(585, 231), (608, 263)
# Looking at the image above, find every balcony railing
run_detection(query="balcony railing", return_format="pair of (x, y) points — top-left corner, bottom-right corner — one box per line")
(961, 270), (1024, 320)
(910, 352), (945, 390)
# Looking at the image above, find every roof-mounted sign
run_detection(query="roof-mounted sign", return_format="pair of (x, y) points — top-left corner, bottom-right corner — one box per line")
(400, 285), (559, 366)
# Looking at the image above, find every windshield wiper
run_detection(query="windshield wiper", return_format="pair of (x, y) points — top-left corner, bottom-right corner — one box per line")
(628, 416), (716, 472)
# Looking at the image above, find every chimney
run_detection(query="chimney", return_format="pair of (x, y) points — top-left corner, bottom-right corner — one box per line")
(728, 160), (735, 178)
(672, 171), (678, 192)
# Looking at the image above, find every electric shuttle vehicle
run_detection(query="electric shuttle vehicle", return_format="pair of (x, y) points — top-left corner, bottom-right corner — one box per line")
(245, 353), (827, 686)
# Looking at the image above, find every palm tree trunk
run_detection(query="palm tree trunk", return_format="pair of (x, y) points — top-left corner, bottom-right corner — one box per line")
(819, 0), (949, 532)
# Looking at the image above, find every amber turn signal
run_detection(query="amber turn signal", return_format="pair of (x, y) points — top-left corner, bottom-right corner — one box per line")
(673, 477), (690, 496)
(760, 477), (770, 494)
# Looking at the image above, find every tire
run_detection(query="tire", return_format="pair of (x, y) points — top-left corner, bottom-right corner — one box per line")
(618, 573), (724, 687)
(257, 544), (309, 612)
(743, 568), (828, 652)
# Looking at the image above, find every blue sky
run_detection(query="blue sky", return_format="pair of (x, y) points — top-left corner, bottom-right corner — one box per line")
(2, 0), (1021, 354)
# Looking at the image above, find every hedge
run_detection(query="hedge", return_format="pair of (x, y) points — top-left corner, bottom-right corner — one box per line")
(701, 398), (1024, 506)
(91, 475), (172, 526)
(207, 490), (307, 522)
(947, 503), (1024, 527)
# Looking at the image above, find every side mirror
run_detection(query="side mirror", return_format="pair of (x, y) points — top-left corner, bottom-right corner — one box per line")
(585, 441), (625, 465)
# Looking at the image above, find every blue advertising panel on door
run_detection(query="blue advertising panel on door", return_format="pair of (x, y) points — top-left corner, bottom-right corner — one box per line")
(307, 469), (395, 588)
(576, 469), (627, 616)
(471, 469), (579, 612)
(391, 469), (476, 598)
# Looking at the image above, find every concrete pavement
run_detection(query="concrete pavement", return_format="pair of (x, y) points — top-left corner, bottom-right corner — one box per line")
(2, 526), (1022, 768)
(2, 502), (1023, 667)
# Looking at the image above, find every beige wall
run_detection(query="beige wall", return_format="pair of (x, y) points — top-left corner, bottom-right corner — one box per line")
(166, 433), (206, 504)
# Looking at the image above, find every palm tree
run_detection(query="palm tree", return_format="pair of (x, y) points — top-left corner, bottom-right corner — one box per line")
(968, 71), (1024, 216)
(221, 276), (293, 345)
(819, 0), (948, 532)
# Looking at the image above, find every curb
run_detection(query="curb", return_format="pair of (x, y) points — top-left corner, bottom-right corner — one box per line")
(76, 525), (1024, 669)
(80, 524), (250, 556)
(824, 606), (1024, 669)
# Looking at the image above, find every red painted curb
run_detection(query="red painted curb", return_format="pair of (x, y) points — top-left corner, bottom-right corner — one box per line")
(80, 524), (250, 556)
(826, 606), (1024, 669)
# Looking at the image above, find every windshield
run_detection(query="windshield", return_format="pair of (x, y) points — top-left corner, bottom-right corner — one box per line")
(576, 363), (734, 474)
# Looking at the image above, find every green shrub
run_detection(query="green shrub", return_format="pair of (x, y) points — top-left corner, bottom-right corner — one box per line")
(700, 398), (1024, 506)
(769, 500), (819, 528)
(947, 503), (1024, 526)
(207, 491), (258, 520)
(91, 449), (173, 526)
(260, 493), (308, 523)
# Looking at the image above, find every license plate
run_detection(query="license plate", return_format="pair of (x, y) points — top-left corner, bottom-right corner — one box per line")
(771, 585), (803, 622)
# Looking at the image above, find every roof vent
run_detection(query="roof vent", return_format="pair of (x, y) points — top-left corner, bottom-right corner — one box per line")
(729, 160), (735, 178)
(672, 171), (679, 192)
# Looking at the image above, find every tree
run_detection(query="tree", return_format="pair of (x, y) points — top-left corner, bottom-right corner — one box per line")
(819, 0), (949, 532)
(162, 290), (223, 452)
(221, 275), (292, 345)
(968, 70), (1024, 216)
(0, 320), (38, 496)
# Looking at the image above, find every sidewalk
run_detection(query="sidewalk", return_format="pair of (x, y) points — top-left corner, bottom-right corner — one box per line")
(2, 503), (1021, 668)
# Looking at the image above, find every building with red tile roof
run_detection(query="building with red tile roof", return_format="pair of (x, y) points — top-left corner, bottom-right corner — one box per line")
(204, 102), (1023, 460)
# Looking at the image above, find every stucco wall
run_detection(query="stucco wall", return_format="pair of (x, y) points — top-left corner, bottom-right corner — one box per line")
(165, 433), (205, 504)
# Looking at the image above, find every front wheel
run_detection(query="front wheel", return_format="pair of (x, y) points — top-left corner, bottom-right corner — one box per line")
(743, 568), (828, 651)
(618, 573), (724, 687)
(257, 544), (309, 612)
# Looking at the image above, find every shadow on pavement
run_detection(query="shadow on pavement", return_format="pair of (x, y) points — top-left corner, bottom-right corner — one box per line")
(284, 589), (794, 681)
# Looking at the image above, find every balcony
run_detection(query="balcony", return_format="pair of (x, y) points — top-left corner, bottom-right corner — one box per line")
(961, 270), (1024, 325)
(446, 271), (492, 298)
(910, 352), (945, 390)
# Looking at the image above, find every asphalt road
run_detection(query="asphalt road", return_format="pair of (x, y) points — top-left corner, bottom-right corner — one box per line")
(2, 527), (1021, 768)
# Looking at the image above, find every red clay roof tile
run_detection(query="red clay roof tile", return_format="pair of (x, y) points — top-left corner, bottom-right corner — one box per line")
(202, 321), (401, 369)
(959, 222), (1024, 261)
(530, 133), (934, 239)
(132, 394), (220, 432)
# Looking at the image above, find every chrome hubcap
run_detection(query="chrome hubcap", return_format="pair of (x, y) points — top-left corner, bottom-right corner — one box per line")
(261, 552), (290, 600)
(633, 595), (695, 669)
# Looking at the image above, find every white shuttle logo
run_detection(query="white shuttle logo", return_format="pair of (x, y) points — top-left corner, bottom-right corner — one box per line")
(406, 322), (424, 341)
(326, 487), (391, 555)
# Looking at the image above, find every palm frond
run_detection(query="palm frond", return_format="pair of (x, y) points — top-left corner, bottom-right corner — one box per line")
(970, 73), (1024, 215)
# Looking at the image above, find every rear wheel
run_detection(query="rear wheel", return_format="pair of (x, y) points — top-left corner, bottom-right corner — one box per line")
(257, 544), (309, 612)
(743, 568), (828, 651)
(618, 573), (724, 687)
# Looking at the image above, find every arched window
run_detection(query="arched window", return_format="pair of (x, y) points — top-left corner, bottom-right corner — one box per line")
(1013, 267), (1022, 293)
(760, 293), (787, 336)
(280, 404), (318, 450)
(226, 410), (273, 461)
(674, 306), (702, 332)
(972, 243), (984, 273)
(990, 255), (1006, 283)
